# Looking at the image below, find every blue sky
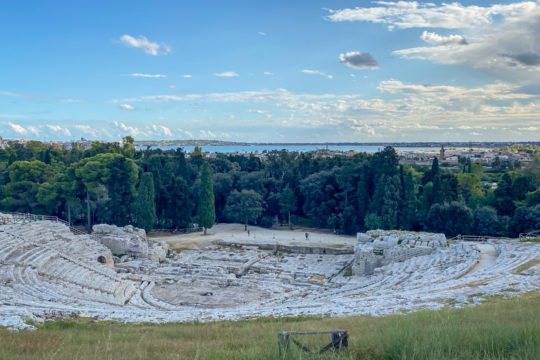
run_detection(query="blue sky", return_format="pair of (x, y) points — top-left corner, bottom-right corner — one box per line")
(2, 0), (540, 142)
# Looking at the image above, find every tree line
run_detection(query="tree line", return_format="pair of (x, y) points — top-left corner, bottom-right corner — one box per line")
(1, 138), (539, 238)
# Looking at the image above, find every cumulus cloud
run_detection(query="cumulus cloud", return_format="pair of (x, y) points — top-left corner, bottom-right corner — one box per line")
(46, 125), (71, 136)
(75, 125), (99, 137)
(420, 31), (467, 45)
(117, 122), (141, 137)
(107, 78), (540, 141)
(302, 69), (333, 79)
(339, 51), (379, 69)
(129, 73), (166, 78)
(119, 104), (136, 111)
(327, 1), (536, 29)
(328, 1), (540, 82)
(214, 71), (239, 77)
(118, 35), (171, 56)
(8, 122), (27, 134)
(199, 130), (217, 139)
(27, 126), (39, 136)
(151, 125), (173, 137)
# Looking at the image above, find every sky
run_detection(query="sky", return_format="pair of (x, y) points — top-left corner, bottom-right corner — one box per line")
(2, 0), (540, 143)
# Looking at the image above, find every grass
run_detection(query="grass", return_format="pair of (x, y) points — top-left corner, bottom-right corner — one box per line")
(512, 259), (540, 274)
(1, 293), (540, 359)
(520, 236), (540, 243)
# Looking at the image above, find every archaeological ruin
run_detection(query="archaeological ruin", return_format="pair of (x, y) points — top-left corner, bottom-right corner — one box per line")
(1, 213), (539, 330)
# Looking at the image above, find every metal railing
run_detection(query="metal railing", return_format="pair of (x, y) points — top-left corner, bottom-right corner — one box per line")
(0, 211), (87, 235)
(519, 230), (540, 241)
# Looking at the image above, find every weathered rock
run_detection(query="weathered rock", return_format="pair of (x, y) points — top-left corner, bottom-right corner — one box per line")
(353, 230), (446, 276)
(92, 224), (149, 258)
(148, 240), (169, 263)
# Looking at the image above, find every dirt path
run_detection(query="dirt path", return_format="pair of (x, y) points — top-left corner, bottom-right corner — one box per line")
(148, 223), (355, 250)
(470, 243), (498, 273)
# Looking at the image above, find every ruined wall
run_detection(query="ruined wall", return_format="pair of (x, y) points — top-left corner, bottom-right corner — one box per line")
(92, 224), (149, 258)
(353, 230), (446, 275)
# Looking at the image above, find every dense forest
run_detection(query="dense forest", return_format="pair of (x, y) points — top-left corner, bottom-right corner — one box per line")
(1, 137), (540, 238)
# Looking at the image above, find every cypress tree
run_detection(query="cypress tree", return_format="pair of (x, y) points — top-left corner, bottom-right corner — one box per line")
(135, 172), (157, 232)
(197, 161), (215, 235)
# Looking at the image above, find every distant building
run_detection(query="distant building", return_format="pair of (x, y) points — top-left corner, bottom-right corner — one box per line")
(439, 145), (445, 161)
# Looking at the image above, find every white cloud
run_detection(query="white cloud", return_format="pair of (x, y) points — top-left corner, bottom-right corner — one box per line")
(327, 1), (537, 29)
(181, 74), (193, 78)
(118, 34), (171, 56)
(8, 122), (27, 134)
(328, 1), (540, 82)
(119, 104), (136, 111)
(199, 130), (217, 139)
(47, 125), (71, 136)
(258, 32), (266, 36)
(151, 125), (173, 137)
(339, 51), (379, 69)
(263, 71), (274, 76)
(302, 69), (333, 79)
(6, 123), (39, 136)
(0, 91), (25, 97)
(214, 71), (239, 77)
(75, 125), (99, 137)
(117, 122), (141, 137)
(420, 31), (467, 45)
(129, 73), (166, 78)
(248, 109), (273, 118)
(108, 79), (540, 141)
(27, 126), (39, 136)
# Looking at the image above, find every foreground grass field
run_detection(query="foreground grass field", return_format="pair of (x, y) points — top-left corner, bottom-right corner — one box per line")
(1, 293), (539, 360)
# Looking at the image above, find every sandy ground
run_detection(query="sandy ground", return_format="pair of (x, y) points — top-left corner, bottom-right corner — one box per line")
(149, 223), (356, 250)
(471, 243), (498, 273)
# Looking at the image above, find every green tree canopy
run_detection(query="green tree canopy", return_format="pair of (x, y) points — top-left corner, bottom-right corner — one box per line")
(224, 189), (263, 230)
(134, 172), (157, 232)
(197, 162), (215, 235)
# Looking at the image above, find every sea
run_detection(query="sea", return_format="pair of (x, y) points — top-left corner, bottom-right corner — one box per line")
(137, 144), (458, 154)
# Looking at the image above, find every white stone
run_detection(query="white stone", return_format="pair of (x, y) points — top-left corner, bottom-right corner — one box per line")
(92, 224), (149, 258)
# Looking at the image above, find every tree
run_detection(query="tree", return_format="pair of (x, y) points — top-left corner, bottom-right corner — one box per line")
(380, 175), (401, 229)
(364, 213), (383, 230)
(1, 160), (54, 213)
(510, 205), (540, 237)
(425, 202), (473, 237)
(100, 155), (138, 226)
(224, 190), (263, 230)
(399, 169), (416, 230)
(134, 172), (157, 232)
(278, 185), (297, 229)
(473, 206), (499, 236)
(165, 176), (195, 228)
(511, 175), (536, 201)
(422, 157), (440, 185)
(494, 173), (515, 216)
(197, 162), (215, 235)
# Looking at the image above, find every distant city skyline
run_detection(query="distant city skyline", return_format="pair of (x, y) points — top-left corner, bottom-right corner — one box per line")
(2, 1), (540, 142)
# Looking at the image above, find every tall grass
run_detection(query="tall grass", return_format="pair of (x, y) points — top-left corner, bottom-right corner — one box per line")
(1, 293), (539, 359)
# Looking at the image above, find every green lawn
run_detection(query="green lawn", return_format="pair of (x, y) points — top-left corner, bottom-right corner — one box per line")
(1, 292), (540, 360)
